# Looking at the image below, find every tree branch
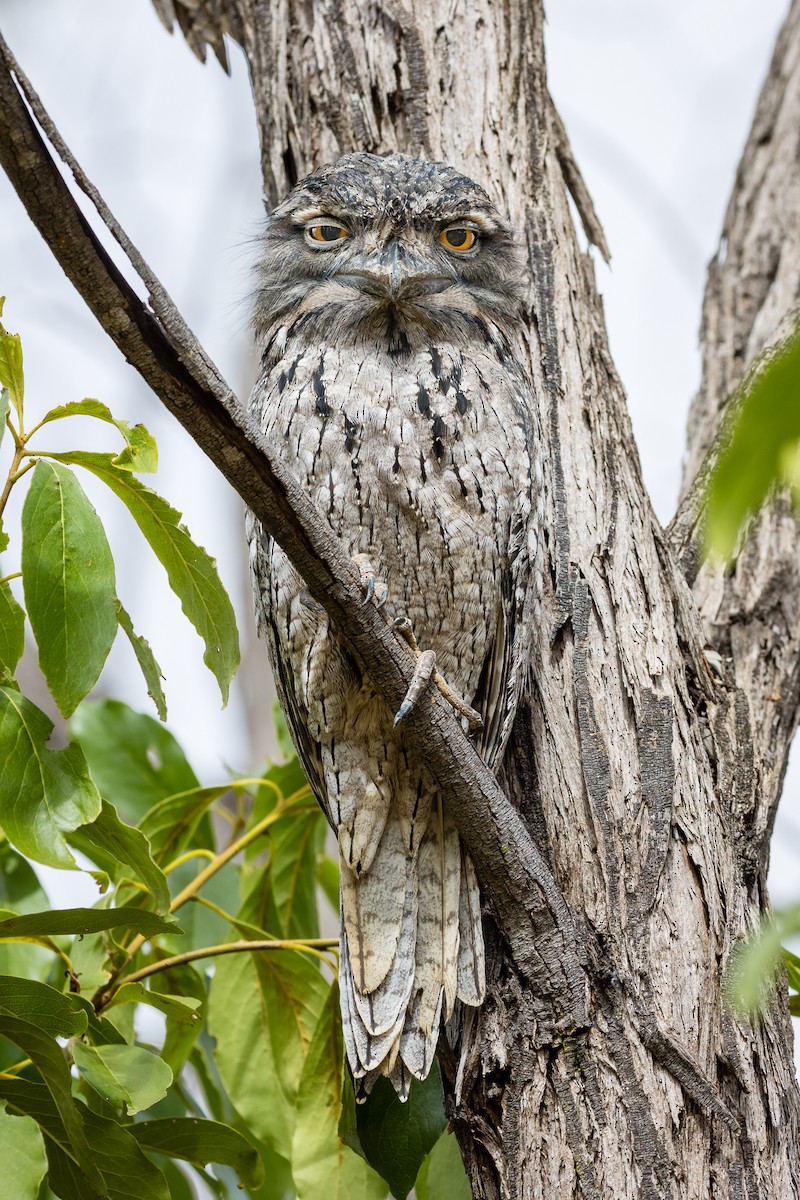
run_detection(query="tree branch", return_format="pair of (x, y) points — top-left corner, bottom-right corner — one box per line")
(0, 31), (587, 1026)
(670, 0), (800, 866)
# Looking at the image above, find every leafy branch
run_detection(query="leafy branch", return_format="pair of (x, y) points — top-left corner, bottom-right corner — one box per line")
(114, 938), (340, 989)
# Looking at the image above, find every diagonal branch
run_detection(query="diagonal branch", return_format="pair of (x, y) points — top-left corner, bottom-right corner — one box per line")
(0, 32), (587, 1025)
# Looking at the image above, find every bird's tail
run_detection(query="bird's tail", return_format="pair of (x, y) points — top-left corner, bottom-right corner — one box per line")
(339, 791), (485, 1100)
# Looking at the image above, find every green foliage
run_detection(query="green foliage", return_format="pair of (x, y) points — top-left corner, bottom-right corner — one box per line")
(704, 321), (800, 560)
(0, 299), (465, 1197)
(341, 1065), (452, 1200)
(724, 908), (800, 1020)
(0, 298), (239, 726)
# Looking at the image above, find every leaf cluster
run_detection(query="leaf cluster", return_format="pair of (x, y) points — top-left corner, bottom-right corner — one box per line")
(0, 304), (469, 1197)
(704, 320), (800, 561)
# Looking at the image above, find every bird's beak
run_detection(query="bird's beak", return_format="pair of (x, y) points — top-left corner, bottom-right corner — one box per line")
(335, 239), (451, 301)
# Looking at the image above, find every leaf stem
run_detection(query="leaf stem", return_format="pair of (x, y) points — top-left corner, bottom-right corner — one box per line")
(4, 1057), (32, 1074)
(166, 789), (313, 913)
(111, 937), (339, 989)
(94, 787), (314, 1003)
(163, 848), (217, 876)
(0, 441), (25, 520)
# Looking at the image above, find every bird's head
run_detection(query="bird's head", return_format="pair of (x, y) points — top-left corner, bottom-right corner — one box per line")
(253, 153), (523, 353)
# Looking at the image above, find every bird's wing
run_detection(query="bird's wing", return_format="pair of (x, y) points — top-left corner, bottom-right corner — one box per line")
(473, 418), (539, 772)
(245, 511), (330, 821)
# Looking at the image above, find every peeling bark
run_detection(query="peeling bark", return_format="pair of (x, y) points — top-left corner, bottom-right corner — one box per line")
(5, 0), (800, 1194)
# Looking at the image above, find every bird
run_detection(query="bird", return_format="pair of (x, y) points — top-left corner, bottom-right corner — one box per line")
(246, 152), (541, 1099)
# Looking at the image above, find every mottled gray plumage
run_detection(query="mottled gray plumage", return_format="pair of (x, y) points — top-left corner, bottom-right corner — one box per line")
(246, 152), (541, 1097)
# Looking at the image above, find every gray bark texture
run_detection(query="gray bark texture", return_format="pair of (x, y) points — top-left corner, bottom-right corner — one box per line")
(4, 0), (800, 1196)
(164, 0), (800, 1196)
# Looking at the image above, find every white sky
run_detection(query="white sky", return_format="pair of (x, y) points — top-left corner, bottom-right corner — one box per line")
(1, 2), (798, 907)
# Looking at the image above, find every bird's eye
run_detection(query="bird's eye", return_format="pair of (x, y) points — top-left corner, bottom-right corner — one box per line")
(305, 219), (350, 247)
(438, 227), (478, 254)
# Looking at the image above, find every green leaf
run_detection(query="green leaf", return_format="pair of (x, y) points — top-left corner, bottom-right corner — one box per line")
(0, 850), (51, 979)
(269, 808), (325, 939)
(0, 847), (48, 915)
(105, 982), (202, 1026)
(273, 698), (296, 760)
(52, 453), (239, 704)
(0, 905), (182, 938)
(0, 1076), (170, 1200)
(138, 784), (228, 865)
(36, 399), (158, 473)
(415, 1129), (472, 1200)
(0, 579), (24, 677)
(0, 1103), (47, 1200)
(71, 798), (170, 913)
(293, 982), (387, 1200)
(115, 600), (167, 720)
(785, 947), (800, 994)
(21, 461), (117, 716)
(0, 976), (88, 1038)
(0, 385), (9, 449)
(71, 1040), (173, 1114)
(0, 324), (24, 422)
(69, 994), (127, 1047)
(355, 1067), (448, 1200)
(208, 937), (330, 1152)
(723, 922), (783, 1015)
(127, 1118), (264, 1190)
(156, 964), (207, 1076)
(0, 687), (102, 868)
(0, 1011), (104, 1191)
(705, 323), (800, 560)
(317, 857), (340, 915)
(70, 700), (199, 824)
(243, 758), (313, 872)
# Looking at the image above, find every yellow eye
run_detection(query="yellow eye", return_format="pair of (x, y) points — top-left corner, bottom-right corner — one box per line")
(438, 227), (478, 253)
(305, 219), (349, 247)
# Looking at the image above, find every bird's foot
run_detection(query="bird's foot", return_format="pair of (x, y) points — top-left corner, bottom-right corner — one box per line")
(352, 553), (389, 608)
(391, 616), (483, 731)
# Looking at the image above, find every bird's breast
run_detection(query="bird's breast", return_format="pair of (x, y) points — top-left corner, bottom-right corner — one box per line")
(253, 339), (532, 691)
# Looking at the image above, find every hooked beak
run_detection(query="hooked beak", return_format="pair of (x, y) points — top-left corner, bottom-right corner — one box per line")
(335, 241), (451, 301)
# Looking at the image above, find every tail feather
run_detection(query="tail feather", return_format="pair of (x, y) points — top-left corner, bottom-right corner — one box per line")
(340, 814), (409, 994)
(348, 864), (417, 1038)
(456, 849), (486, 1005)
(398, 984), (444, 1080)
(340, 915), (406, 1073)
(340, 784), (486, 1100)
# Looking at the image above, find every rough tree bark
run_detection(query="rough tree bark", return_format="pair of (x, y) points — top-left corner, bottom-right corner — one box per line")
(6, 1), (800, 1196)
(221, 3), (800, 1196)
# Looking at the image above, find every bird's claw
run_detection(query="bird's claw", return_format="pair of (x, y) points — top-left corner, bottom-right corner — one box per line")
(353, 553), (388, 608)
(390, 617), (483, 731)
(394, 649), (436, 726)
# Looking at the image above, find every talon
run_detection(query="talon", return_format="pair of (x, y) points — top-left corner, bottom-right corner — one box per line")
(394, 649), (436, 726)
(392, 615), (419, 652)
(352, 552), (385, 608)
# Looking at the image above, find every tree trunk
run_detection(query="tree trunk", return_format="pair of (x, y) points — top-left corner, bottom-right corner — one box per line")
(187, 1), (800, 1195)
(98, 1), (800, 1194)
